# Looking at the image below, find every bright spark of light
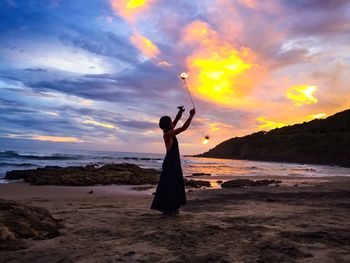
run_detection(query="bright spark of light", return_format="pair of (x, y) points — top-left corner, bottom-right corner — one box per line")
(202, 138), (209, 144)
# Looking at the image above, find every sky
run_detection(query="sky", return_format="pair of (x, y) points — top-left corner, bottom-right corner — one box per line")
(0, 0), (349, 155)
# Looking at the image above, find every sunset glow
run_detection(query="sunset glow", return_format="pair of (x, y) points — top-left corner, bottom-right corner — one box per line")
(126, 0), (146, 9)
(257, 117), (286, 131)
(183, 21), (264, 107)
(130, 34), (160, 59)
(310, 113), (327, 119)
(110, 0), (152, 22)
(31, 136), (82, 143)
(0, 1), (349, 154)
(82, 119), (116, 129)
(287, 85), (318, 106)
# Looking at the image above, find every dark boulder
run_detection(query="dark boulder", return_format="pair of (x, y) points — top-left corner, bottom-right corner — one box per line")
(0, 199), (63, 250)
(192, 173), (211, 177)
(5, 163), (160, 186)
(221, 179), (281, 188)
(184, 179), (211, 188)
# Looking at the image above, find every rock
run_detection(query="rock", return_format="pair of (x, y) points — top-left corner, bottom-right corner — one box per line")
(221, 179), (281, 188)
(192, 173), (211, 177)
(184, 179), (211, 188)
(0, 226), (16, 241)
(5, 163), (160, 186)
(216, 180), (223, 184)
(0, 199), (63, 250)
(265, 196), (275, 202)
(131, 186), (154, 191)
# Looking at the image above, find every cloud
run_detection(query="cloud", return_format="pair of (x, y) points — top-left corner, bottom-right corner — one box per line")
(257, 117), (286, 131)
(31, 135), (83, 143)
(130, 34), (160, 59)
(23, 68), (47, 72)
(181, 20), (267, 108)
(237, 0), (258, 9)
(309, 113), (326, 119)
(116, 120), (157, 130)
(286, 85), (318, 106)
(283, 0), (350, 38)
(59, 31), (139, 65)
(82, 118), (117, 129)
(110, 0), (155, 23)
(0, 0), (349, 154)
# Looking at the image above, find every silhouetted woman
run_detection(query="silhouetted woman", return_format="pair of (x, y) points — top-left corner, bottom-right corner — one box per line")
(151, 106), (196, 216)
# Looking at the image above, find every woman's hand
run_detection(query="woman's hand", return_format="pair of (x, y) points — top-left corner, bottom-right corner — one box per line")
(190, 108), (196, 117)
(177, 106), (185, 113)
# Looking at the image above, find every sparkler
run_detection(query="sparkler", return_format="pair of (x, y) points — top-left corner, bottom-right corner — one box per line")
(180, 72), (210, 145)
(180, 72), (195, 109)
(202, 135), (210, 144)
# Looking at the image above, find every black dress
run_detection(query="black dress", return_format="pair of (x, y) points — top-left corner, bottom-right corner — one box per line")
(151, 135), (186, 211)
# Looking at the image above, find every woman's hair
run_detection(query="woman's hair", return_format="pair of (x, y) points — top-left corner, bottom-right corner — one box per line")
(159, 116), (172, 133)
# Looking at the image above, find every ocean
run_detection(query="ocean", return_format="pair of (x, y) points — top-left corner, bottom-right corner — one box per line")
(1, 148), (350, 183)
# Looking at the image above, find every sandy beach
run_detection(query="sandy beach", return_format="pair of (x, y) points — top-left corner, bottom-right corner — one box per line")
(1, 176), (350, 263)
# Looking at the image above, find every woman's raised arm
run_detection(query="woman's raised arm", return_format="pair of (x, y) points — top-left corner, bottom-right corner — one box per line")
(166, 108), (195, 137)
(172, 106), (185, 128)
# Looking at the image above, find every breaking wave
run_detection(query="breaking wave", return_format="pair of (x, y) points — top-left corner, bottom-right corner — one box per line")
(0, 151), (82, 160)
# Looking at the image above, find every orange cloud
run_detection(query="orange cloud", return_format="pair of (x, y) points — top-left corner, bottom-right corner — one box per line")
(32, 136), (82, 142)
(238, 0), (258, 8)
(286, 84), (318, 106)
(130, 34), (160, 58)
(110, 0), (154, 22)
(310, 113), (326, 119)
(157, 61), (173, 67)
(257, 117), (285, 130)
(182, 20), (266, 108)
(82, 118), (116, 129)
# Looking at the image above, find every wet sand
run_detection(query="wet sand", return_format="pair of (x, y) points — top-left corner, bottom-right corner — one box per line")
(1, 176), (350, 263)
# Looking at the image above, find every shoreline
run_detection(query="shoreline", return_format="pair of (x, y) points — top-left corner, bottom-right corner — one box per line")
(1, 161), (350, 262)
(190, 154), (350, 169)
(1, 177), (350, 262)
(1, 174), (350, 189)
(1, 174), (349, 200)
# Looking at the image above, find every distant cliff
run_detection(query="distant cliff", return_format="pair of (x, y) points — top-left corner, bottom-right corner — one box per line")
(195, 109), (350, 167)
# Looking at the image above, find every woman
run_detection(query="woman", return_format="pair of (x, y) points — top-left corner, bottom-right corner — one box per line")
(151, 106), (196, 216)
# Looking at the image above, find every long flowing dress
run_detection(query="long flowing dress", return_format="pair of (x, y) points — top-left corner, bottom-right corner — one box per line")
(151, 135), (186, 211)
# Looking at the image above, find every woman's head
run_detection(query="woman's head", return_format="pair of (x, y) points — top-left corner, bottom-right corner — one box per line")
(159, 116), (173, 132)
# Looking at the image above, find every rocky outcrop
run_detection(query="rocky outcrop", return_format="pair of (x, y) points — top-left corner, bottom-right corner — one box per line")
(185, 178), (211, 188)
(5, 163), (160, 186)
(192, 173), (211, 177)
(221, 179), (281, 188)
(0, 199), (63, 250)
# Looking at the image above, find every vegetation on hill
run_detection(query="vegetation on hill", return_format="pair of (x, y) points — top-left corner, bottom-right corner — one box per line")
(196, 109), (350, 167)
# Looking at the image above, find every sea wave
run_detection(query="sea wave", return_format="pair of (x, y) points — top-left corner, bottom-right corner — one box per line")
(0, 151), (82, 160)
(117, 157), (163, 161)
(0, 162), (38, 167)
(95, 156), (162, 161)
